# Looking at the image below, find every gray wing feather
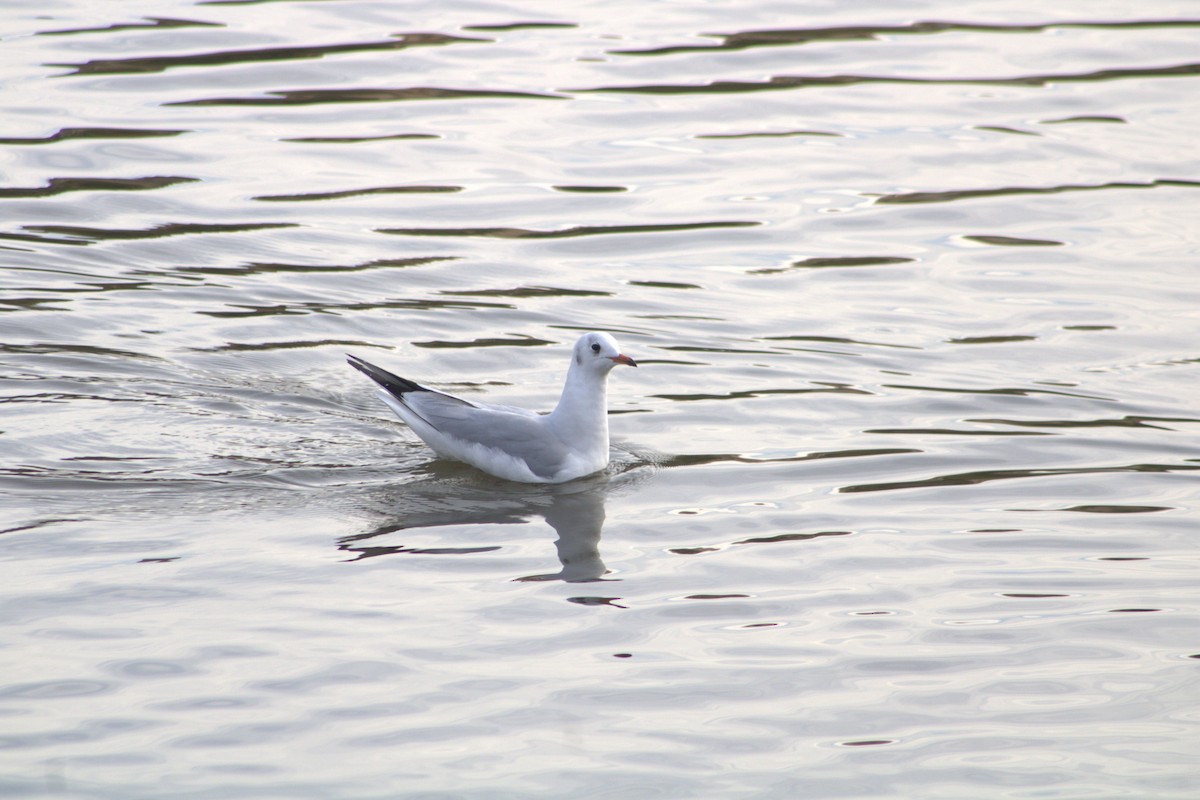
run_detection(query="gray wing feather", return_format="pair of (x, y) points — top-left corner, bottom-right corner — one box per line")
(404, 392), (569, 479)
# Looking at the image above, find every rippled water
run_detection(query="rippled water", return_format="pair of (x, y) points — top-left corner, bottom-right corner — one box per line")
(2, 1), (1199, 797)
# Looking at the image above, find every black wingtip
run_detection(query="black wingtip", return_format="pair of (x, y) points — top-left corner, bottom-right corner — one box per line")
(346, 353), (426, 396)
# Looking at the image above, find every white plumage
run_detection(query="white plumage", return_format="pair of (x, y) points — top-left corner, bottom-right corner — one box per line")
(348, 332), (637, 483)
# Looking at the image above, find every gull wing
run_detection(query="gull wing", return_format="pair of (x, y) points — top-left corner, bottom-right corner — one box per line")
(348, 355), (571, 481)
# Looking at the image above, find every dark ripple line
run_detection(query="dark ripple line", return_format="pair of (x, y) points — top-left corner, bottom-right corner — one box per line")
(22, 222), (296, 243)
(49, 33), (488, 76)
(440, 286), (611, 298)
(660, 345), (779, 356)
(254, 185), (462, 202)
(1, 518), (84, 535)
(188, 338), (377, 353)
(655, 378), (872, 401)
(414, 336), (555, 349)
(865, 427), (1050, 437)
(652, 385), (867, 402)
(37, 16), (222, 37)
(974, 125), (1040, 137)
(552, 185), (628, 193)
(1042, 115), (1128, 124)
(610, 18), (1200, 56)
(1, 278), (157, 297)
(168, 86), (563, 107)
(0, 467), (252, 492)
(761, 334), (921, 350)
(0, 232), (99, 248)
(884, 382), (1111, 401)
(569, 62), (1200, 95)
(198, 297), (515, 319)
(661, 448), (920, 468)
(734, 530), (853, 547)
(168, 256), (456, 277)
(0, 234), (78, 248)
(877, 178), (1200, 205)
(1012, 504), (1173, 514)
(282, 133), (438, 143)
(964, 235), (1064, 246)
(0, 128), (187, 145)
(969, 415), (1200, 430)
(463, 22), (577, 32)
(0, 342), (160, 359)
(339, 544), (502, 562)
(840, 462), (1200, 494)
(629, 280), (701, 289)
(0, 176), (196, 199)
(697, 129), (842, 139)
(0, 298), (69, 311)
(377, 221), (759, 239)
(750, 256), (915, 274)
(946, 335), (1038, 344)
(0, 392), (141, 405)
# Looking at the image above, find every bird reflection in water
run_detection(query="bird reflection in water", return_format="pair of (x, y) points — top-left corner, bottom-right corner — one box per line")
(337, 469), (632, 586)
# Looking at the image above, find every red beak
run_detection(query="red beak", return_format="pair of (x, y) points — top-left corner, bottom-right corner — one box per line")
(610, 354), (638, 367)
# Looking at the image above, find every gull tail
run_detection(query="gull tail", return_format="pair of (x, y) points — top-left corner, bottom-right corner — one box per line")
(346, 354), (427, 398)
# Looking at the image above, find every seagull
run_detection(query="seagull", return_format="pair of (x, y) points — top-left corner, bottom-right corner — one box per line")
(348, 332), (638, 483)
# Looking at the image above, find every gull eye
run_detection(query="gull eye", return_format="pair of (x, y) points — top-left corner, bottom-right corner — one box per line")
(591, 343), (601, 353)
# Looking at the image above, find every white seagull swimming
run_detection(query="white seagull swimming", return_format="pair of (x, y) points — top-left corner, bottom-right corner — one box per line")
(348, 332), (638, 483)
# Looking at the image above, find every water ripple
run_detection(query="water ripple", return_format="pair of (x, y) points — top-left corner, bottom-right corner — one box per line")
(378, 221), (760, 239)
(462, 22), (577, 32)
(254, 185), (462, 202)
(840, 461), (1200, 494)
(196, 296), (515, 318)
(749, 256), (915, 274)
(18, 222), (296, 244)
(439, 286), (611, 298)
(697, 129), (843, 140)
(413, 335), (555, 349)
(570, 62), (1200, 95)
(169, 86), (565, 106)
(883, 383), (1111, 400)
(962, 235), (1065, 246)
(968, 415), (1200, 431)
(49, 33), (489, 76)
(37, 16), (222, 37)
(282, 132), (440, 144)
(0, 176), (197, 199)
(609, 18), (1200, 56)
(3, 3), (1197, 796)
(168, 256), (456, 278)
(658, 448), (920, 469)
(876, 179), (1200, 205)
(0, 127), (187, 145)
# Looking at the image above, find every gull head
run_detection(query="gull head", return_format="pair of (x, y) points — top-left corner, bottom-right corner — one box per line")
(574, 331), (637, 372)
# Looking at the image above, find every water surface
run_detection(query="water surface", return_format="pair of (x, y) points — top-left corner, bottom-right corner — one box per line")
(2, 0), (1198, 797)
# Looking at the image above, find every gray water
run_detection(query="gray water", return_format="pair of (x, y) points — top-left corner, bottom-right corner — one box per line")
(2, 1), (1198, 798)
